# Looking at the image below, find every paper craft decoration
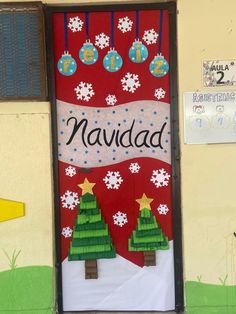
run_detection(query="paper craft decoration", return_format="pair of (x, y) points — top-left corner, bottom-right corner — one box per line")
(79, 13), (98, 65)
(129, 11), (148, 63)
(0, 198), (25, 222)
(57, 13), (77, 76)
(53, 8), (174, 311)
(68, 178), (116, 279)
(128, 193), (169, 266)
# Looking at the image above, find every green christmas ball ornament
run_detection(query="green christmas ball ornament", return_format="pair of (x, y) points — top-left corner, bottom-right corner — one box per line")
(79, 40), (98, 65)
(129, 40), (148, 63)
(149, 54), (169, 77)
(57, 51), (77, 76)
(103, 48), (123, 72)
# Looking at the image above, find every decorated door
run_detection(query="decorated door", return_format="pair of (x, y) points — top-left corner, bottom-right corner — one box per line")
(50, 3), (181, 312)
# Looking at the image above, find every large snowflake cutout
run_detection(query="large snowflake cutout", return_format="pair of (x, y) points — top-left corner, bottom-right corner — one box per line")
(121, 72), (141, 93)
(65, 165), (76, 177)
(61, 190), (79, 210)
(106, 94), (117, 106)
(68, 16), (83, 32)
(157, 204), (169, 215)
(117, 16), (133, 33)
(113, 211), (128, 227)
(103, 171), (123, 189)
(74, 82), (95, 102)
(61, 226), (73, 238)
(129, 162), (140, 173)
(95, 33), (110, 49)
(142, 29), (158, 45)
(155, 88), (166, 100)
(150, 168), (171, 188)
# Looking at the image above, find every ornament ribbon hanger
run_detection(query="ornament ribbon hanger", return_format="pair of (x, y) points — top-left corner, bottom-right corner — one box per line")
(149, 10), (169, 77)
(129, 10), (148, 64)
(57, 13), (77, 76)
(79, 12), (98, 65)
(103, 11), (123, 72)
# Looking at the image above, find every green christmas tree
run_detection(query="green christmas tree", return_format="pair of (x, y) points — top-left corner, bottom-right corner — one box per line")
(128, 193), (169, 266)
(68, 178), (116, 279)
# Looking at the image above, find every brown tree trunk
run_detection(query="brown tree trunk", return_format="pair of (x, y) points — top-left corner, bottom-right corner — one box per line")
(85, 260), (98, 279)
(144, 251), (156, 266)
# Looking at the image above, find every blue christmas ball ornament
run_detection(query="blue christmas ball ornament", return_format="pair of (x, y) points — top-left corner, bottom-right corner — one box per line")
(149, 54), (169, 77)
(79, 40), (98, 65)
(57, 51), (77, 76)
(129, 40), (148, 63)
(103, 48), (123, 72)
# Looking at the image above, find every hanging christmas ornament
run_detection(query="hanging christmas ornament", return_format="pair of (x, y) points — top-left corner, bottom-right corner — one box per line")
(57, 13), (77, 76)
(149, 10), (169, 77)
(103, 11), (123, 72)
(79, 12), (98, 65)
(103, 48), (122, 72)
(79, 40), (98, 65)
(57, 51), (77, 76)
(129, 11), (148, 64)
(129, 40), (148, 63)
(149, 53), (169, 77)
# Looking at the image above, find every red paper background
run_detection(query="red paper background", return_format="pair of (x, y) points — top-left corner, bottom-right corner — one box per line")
(53, 10), (173, 267)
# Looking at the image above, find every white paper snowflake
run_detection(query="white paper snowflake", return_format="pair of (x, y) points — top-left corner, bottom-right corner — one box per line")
(74, 82), (95, 102)
(150, 168), (171, 188)
(106, 94), (117, 106)
(65, 165), (76, 177)
(142, 29), (158, 45)
(121, 72), (141, 93)
(103, 171), (123, 189)
(61, 190), (80, 210)
(117, 16), (133, 33)
(61, 226), (73, 238)
(95, 33), (110, 49)
(68, 16), (84, 32)
(129, 162), (140, 173)
(113, 211), (128, 227)
(155, 88), (166, 100)
(157, 204), (169, 215)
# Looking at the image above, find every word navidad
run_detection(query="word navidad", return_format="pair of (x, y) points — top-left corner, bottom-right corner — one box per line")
(66, 117), (167, 149)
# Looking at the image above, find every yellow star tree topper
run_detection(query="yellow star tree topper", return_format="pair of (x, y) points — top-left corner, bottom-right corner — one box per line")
(78, 178), (96, 195)
(136, 193), (153, 210)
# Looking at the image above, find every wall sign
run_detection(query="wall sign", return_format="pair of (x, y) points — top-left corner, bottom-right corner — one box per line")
(184, 91), (236, 144)
(203, 60), (236, 87)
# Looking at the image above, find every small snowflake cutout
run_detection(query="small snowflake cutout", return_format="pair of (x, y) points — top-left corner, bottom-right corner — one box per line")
(155, 88), (166, 100)
(106, 94), (117, 106)
(129, 162), (140, 173)
(95, 33), (110, 49)
(150, 168), (171, 188)
(61, 190), (80, 210)
(61, 226), (73, 238)
(157, 204), (169, 215)
(68, 16), (83, 32)
(142, 29), (158, 45)
(121, 72), (141, 93)
(74, 82), (95, 102)
(117, 16), (133, 33)
(113, 211), (128, 227)
(65, 165), (76, 177)
(103, 171), (123, 189)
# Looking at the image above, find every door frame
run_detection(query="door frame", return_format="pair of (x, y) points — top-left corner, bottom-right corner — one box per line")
(45, 2), (183, 313)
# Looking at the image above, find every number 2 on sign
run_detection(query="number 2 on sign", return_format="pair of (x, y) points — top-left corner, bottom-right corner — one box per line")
(216, 71), (224, 84)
